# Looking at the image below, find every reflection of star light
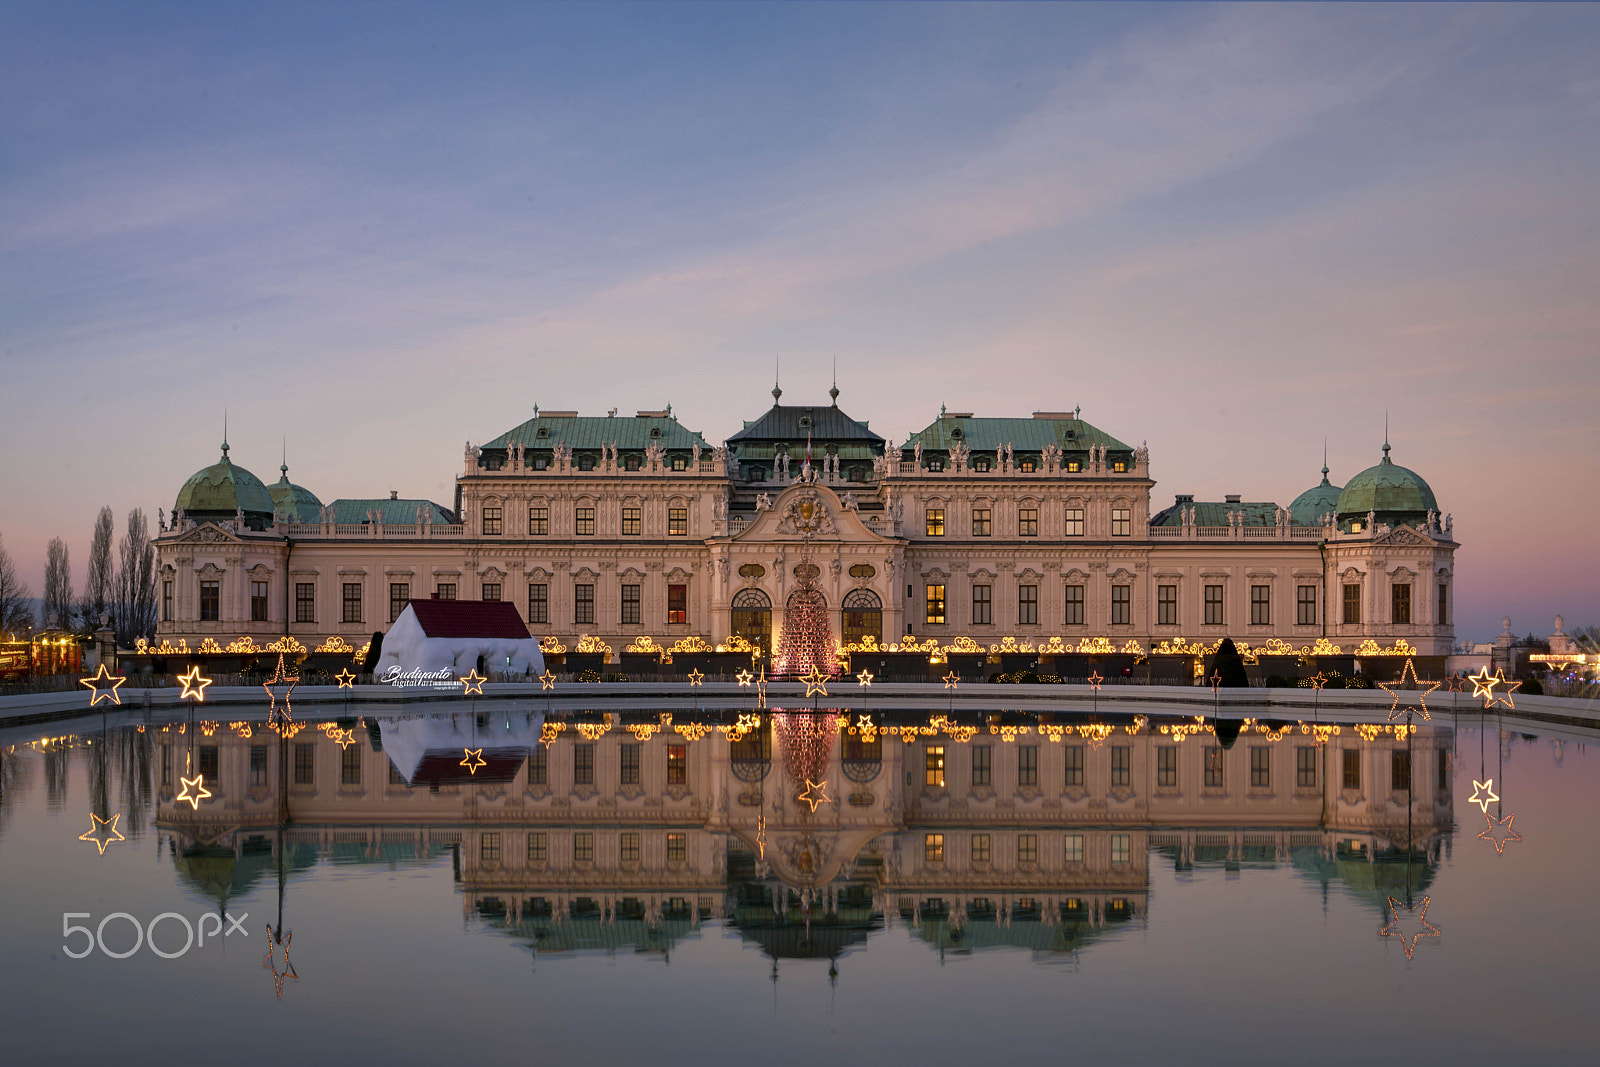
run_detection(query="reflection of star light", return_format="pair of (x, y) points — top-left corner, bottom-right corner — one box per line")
(177, 666), (213, 702)
(78, 812), (125, 855)
(1380, 896), (1440, 959)
(1468, 778), (1499, 814)
(756, 814), (767, 860)
(176, 772), (211, 810)
(264, 926), (298, 999)
(539, 670), (557, 690)
(1381, 658), (1440, 721)
(798, 779), (830, 812)
(687, 669), (704, 687)
(80, 664), (125, 707)
(802, 667), (829, 698)
(330, 727), (358, 749)
(1478, 812), (1522, 854)
(263, 654), (299, 724)
(459, 669), (486, 695)
(460, 748), (486, 774)
(735, 669), (753, 687)
(334, 668), (356, 689)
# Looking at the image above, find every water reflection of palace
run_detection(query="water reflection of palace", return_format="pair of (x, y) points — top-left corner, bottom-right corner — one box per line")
(152, 713), (1455, 963)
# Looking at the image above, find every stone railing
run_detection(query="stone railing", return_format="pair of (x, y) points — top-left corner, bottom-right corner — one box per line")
(280, 523), (468, 540)
(1147, 525), (1332, 541)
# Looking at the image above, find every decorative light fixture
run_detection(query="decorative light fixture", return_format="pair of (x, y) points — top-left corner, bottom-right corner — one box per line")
(1381, 658), (1439, 721)
(1467, 667), (1501, 704)
(1489, 672), (1522, 710)
(459, 669), (486, 695)
(802, 667), (829, 698)
(177, 666), (213, 703)
(798, 778), (831, 813)
(943, 671), (959, 689)
(262, 654), (299, 725)
(263, 925), (298, 999)
(735, 669), (754, 687)
(539, 670), (557, 690)
(176, 767), (211, 810)
(1088, 671), (1104, 690)
(1478, 812), (1521, 854)
(79, 664), (125, 707)
(460, 748), (486, 774)
(1309, 673), (1328, 690)
(334, 668), (356, 689)
(1379, 896), (1440, 959)
(1468, 779), (1499, 814)
(78, 812), (125, 855)
(687, 669), (705, 687)
(856, 669), (874, 687)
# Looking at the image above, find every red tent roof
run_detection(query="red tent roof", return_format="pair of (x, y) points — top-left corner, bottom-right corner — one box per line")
(406, 599), (531, 640)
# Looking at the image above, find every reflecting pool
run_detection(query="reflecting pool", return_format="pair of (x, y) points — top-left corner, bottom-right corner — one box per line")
(1, 702), (1594, 1065)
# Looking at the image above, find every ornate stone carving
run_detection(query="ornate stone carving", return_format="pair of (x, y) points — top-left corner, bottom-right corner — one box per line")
(775, 488), (835, 537)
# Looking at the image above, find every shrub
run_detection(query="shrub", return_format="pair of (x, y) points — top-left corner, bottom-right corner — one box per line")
(1519, 676), (1543, 696)
(1264, 674), (1291, 689)
(577, 668), (601, 683)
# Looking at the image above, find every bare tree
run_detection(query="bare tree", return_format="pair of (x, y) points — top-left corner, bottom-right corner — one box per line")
(82, 506), (114, 629)
(42, 537), (73, 631)
(0, 533), (34, 639)
(112, 509), (156, 649)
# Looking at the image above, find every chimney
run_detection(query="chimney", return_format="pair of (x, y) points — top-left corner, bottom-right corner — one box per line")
(1224, 494), (1241, 504)
(389, 490), (398, 500)
(1175, 494), (1194, 505)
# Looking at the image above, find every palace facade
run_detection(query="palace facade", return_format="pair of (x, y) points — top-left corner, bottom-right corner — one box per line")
(153, 387), (1458, 660)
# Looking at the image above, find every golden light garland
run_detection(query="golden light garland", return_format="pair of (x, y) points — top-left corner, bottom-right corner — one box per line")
(539, 636), (567, 655)
(625, 635), (666, 655)
(230, 722), (254, 738)
(263, 926), (297, 999)
(1380, 659), (1439, 721)
(539, 721), (565, 746)
(1352, 638), (1417, 657)
(178, 665), (213, 703)
(460, 748), (486, 774)
(315, 636), (356, 654)
(575, 722), (609, 741)
(718, 634), (761, 654)
(674, 722), (712, 742)
(199, 721), (219, 737)
(626, 723), (659, 741)
(1078, 723), (1114, 748)
(1038, 723), (1067, 742)
(575, 634), (612, 656)
(1468, 779), (1499, 814)
(1299, 722), (1340, 744)
(669, 636), (714, 654)
(1478, 813), (1521, 854)
(459, 669), (486, 696)
(353, 640), (371, 662)
(197, 638), (223, 655)
(80, 664), (125, 707)
(264, 636), (307, 655)
(78, 812), (125, 855)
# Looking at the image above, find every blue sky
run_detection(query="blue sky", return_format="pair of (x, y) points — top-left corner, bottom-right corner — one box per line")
(2, 2), (1597, 640)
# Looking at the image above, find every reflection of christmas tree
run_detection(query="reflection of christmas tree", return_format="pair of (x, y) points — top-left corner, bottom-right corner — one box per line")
(774, 567), (835, 678)
(774, 710), (840, 791)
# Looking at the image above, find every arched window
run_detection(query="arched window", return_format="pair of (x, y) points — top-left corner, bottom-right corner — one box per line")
(731, 588), (772, 653)
(842, 587), (882, 646)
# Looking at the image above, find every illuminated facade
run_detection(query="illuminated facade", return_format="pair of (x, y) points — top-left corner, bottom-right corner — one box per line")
(152, 392), (1458, 659)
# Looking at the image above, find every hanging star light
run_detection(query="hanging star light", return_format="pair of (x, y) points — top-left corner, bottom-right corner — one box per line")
(1468, 778), (1499, 814)
(1088, 671), (1104, 691)
(735, 668), (754, 687)
(1489, 673), (1522, 710)
(802, 667), (830, 698)
(459, 669), (486, 696)
(1381, 658), (1440, 721)
(1379, 896), (1440, 959)
(943, 671), (960, 689)
(687, 669), (705, 687)
(798, 778), (831, 813)
(1309, 672), (1328, 691)
(263, 654), (299, 725)
(1209, 671), (1222, 694)
(334, 668), (356, 689)
(460, 748), (486, 774)
(79, 664), (125, 707)
(263, 926), (298, 999)
(1446, 674), (1464, 694)
(177, 665), (213, 703)
(1467, 667), (1501, 704)
(539, 669), (557, 690)
(175, 769), (212, 810)
(78, 812), (125, 855)
(1478, 812), (1522, 854)
(856, 668), (874, 687)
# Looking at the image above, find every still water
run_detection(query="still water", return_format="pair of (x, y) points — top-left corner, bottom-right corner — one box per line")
(0, 703), (1593, 1065)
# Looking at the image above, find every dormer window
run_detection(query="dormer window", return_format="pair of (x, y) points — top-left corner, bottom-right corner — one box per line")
(484, 455), (504, 471)
(927, 458), (944, 472)
(973, 457), (991, 472)
(1019, 458), (1036, 473)
(649, 427), (662, 438)
(578, 455), (595, 471)
(625, 454), (642, 471)
(1113, 459), (1127, 473)
(1067, 460), (1081, 473)
(950, 427), (963, 439)
(671, 455), (687, 471)
(532, 455), (548, 470)
(798, 416), (812, 429)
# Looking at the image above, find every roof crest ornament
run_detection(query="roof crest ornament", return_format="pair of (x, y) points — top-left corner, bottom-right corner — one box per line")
(773, 355), (782, 405)
(830, 357), (839, 406)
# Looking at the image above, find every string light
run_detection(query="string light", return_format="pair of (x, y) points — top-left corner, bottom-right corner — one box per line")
(674, 722), (712, 742)
(1489, 672), (1522, 710)
(314, 636), (355, 654)
(539, 670), (557, 690)
(334, 669), (356, 689)
(263, 654), (299, 725)
(798, 778), (831, 813)
(1209, 671), (1222, 694)
(856, 669), (874, 687)
(176, 762), (211, 811)
(460, 748), (486, 774)
(575, 722), (609, 741)
(1381, 658), (1439, 721)
(802, 667), (830, 698)
(1478, 813), (1521, 854)
(943, 671), (959, 689)
(459, 669), (486, 695)
(1087, 672), (1104, 691)
(263, 925), (297, 999)
(539, 722), (565, 746)
(79, 665), (125, 707)
(1467, 667), (1501, 703)
(177, 665), (212, 703)
(78, 812), (125, 855)
(539, 636), (567, 655)
(230, 721), (253, 738)
(1468, 779), (1499, 814)
(735, 669), (754, 687)
(1379, 896), (1440, 959)
(1309, 673), (1328, 690)
(687, 670), (705, 687)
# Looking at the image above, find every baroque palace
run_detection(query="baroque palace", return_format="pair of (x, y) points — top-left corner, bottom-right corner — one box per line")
(152, 385), (1457, 662)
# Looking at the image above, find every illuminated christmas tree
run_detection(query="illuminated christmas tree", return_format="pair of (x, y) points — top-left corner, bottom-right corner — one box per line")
(774, 564), (835, 678)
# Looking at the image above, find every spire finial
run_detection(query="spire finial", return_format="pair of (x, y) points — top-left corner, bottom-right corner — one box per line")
(1321, 439), (1329, 483)
(829, 357), (839, 405)
(221, 409), (229, 459)
(772, 355), (782, 405)
(281, 434), (288, 478)
(1382, 412), (1391, 460)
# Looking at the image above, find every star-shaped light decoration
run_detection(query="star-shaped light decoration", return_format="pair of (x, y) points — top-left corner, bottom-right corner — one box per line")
(735, 668), (754, 687)
(855, 713), (874, 733)
(78, 812), (125, 855)
(1478, 812), (1522, 854)
(459, 668), (486, 696)
(1309, 672), (1328, 691)
(1381, 658), (1440, 721)
(460, 748), (486, 775)
(801, 666), (829, 698)
(1446, 674), (1464, 694)
(1380, 896), (1440, 959)
(943, 671), (960, 689)
(262, 654), (299, 724)
(539, 669), (557, 690)
(687, 669), (705, 687)
(1209, 671), (1222, 694)
(80, 664), (125, 707)
(1468, 778), (1499, 814)
(263, 925), (298, 999)
(1489, 673), (1522, 710)
(797, 778), (831, 813)
(1467, 666), (1501, 704)
(329, 727), (358, 750)
(175, 770), (212, 810)
(1088, 671), (1104, 691)
(757, 665), (768, 709)
(177, 665), (213, 703)
(856, 668), (874, 687)
(334, 668), (356, 689)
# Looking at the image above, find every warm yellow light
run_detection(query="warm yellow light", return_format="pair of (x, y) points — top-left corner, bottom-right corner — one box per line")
(177, 665), (213, 703)
(459, 669), (486, 696)
(79, 664), (125, 707)
(1478, 812), (1521, 854)
(735, 668), (754, 687)
(78, 811), (125, 855)
(460, 748), (486, 774)
(801, 667), (830, 698)
(1380, 659), (1439, 721)
(798, 778), (831, 813)
(942, 671), (959, 689)
(1468, 779), (1499, 814)
(539, 669), (557, 690)
(334, 668), (356, 689)
(686, 669), (705, 687)
(175, 772), (211, 810)
(856, 669), (874, 687)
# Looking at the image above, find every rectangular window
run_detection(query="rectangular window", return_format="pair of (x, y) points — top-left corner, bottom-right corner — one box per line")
(162, 580), (173, 622)
(342, 582), (362, 624)
(435, 583), (456, 601)
(1157, 585), (1177, 626)
(668, 507), (688, 536)
(1064, 833), (1084, 864)
(527, 583), (548, 625)
(341, 746), (361, 786)
(1018, 584), (1039, 626)
(528, 745), (547, 785)
(667, 744), (687, 785)
(1392, 584), (1412, 625)
(574, 743), (594, 786)
(620, 744), (641, 785)
(1251, 585), (1271, 626)
(1111, 508), (1131, 537)
(1064, 507), (1085, 537)
(622, 506), (641, 536)
(1018, 745), (1038, 787)
(389, 582), (409, 623)
(200, 580), (220, 622)
(1204, 584), (1224, 626)
(1019, 508), (1038, 537)
(972, 584), (991, 626)
(481, 583), (501, 602)
(250, 745), (268, 787)
(925, 584), (946, 625)
(1296, 747), (1318, 788)
(1064, 584), (1085, 626)
(162, 746), (172, 787)
(251, 581), (269, 622)
(528, 832), (547, 863)
(482, 506), (502, 536)
(574, 832), (594, 863)
(574, 506), (595, 536)
(293, 743), (315, 785)
(528, 506), (549, 536)
(480, 832), (501, 862)
(1110, 746), (1131, 786)
(1250, 746), (1271, 788)
(1392, 750), (1411, 792)
(1018, 833), (1038, 864)
(667, 584), (687, 625)
(620, 831), (641, 863)
(972, 746), (991, 786)
(925, 508), (945, 537)
(925, 833), (945, 862)
(574, 583), (594, 626)
(1157, 746), (1177, 787)
(198, 745), (218, 783)
(621, 584), (640, 625)
(1110, 585), (1130, 625)
(1111, 833), (1131, 865)
(971, 833), (991, 863)
(665, 832), (686, 862)
(1297, 585), (1317, 626)
(925, 745), (946, 788)
(1437, 583), (1449, 625)
(1342, 749), (1361, 790)
(1343, 584), (1362, 625)
(294, 582), (315, 623)
(971, 507), (991, 537)
(1064, 745), (1085, 787)
(1204, 747), (1224, 788)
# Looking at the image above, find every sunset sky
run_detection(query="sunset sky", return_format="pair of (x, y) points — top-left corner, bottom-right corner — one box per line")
(2, 2), (1596, 641)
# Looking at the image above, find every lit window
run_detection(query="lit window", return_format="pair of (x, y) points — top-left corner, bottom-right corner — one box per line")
(925, 745), (946, 787)
(670, 455), (687, 471)
(925, 833), (945, 862)
(1343, 749), (1361, 790)
(667, 584), (687, 625)
(925, 508), (945, 537)
(666, 832), (686, 862)
(668, 507), (688, 536)
(925, 584), (946, 625)
(622, 507), (641, 535)
(1112, 459), (1127, 473)
(1019, 458), (1035, 473)
(667, 744), (686, 785)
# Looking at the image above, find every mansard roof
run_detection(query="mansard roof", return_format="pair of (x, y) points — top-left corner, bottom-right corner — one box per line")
(327, 498), (456, 525)
(903, 412), (1132, 455)
(484, 410), (712, 453)
(726, 402), (884, 447)
(1150, 499), (1283, 527)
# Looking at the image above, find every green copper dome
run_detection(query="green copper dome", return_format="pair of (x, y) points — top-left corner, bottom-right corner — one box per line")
(174, 443), (275, 529)
(1289, 463), (1342, 526)
(268, 463), (324, 524)
(1335, 444), (1437, 532)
